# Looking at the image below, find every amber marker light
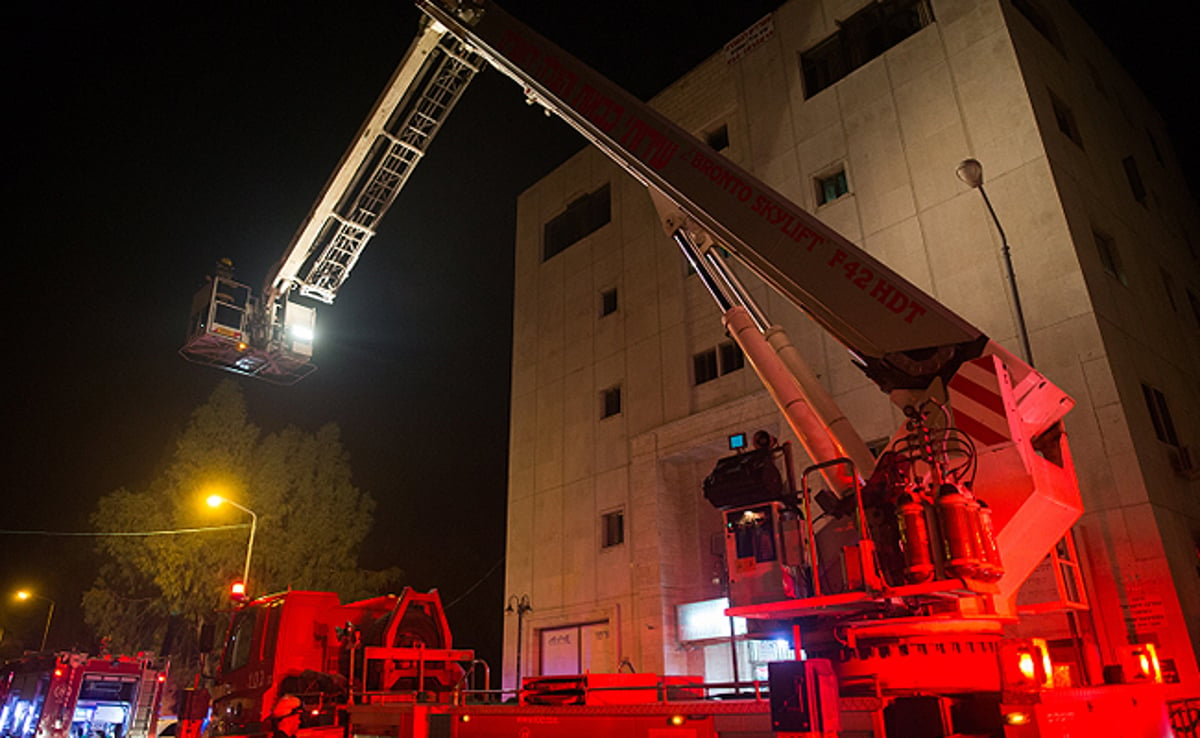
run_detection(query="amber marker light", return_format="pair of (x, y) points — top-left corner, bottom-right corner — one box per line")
(1004, 711), (1031, 726)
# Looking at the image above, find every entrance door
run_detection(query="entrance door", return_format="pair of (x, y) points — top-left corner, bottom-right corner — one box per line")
(539, 621), (612, 675)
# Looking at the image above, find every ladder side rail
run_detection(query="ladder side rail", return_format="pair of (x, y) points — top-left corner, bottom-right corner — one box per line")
(296, 40), (482, 301)
(295, 37), (482, 301)
(263, 22), (452, 305)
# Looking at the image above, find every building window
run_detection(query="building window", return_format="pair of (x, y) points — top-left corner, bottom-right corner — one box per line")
(601, 385), (622, 418)
(1086, 60), (1109, 100)
(601, 509), (625, 548)
(1009, 0), (1064, 54)
(705, 124), (730, 151)
(815, 167), (850, 206)
(1160, 268), (1177, 312)
(1122, 156), (1147, 206)
(1093, 229), (1125, 284)
(799, 0), (934, 98)
(1049, 89), (1083, 148)
(600, 287), (618, 317)
(1141, 383), (1179, 447)
(719, 341), (745, 374)
(693, 340), (745, 385)
(544, 184), (611, 261)
(1147, 129), (1164, 165)
(694, 348), (719, 385)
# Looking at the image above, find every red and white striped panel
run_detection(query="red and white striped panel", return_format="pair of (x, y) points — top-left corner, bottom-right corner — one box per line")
(948, 355), (1013, 448)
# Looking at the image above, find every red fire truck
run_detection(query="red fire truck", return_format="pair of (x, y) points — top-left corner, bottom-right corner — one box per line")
(0, 652), (166, 738)
(180, 0), (1192, 734)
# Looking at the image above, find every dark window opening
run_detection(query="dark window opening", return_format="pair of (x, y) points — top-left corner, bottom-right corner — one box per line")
(1160, 268), (1177, 312)
(799, 0), (934, 98)
(602, 510), (625, 548)
(1009, 0), (1064, 53)
(601, 385), (622, 418)
(1086, 61), (1109, 100)
(1122, 156), (1147, 206)
(694, 341), (745, 385)
(1141, 383), (1179, 447)
(1049, 89), (1083, 148)
(600, 287), (618, 317)
(719, 341), (745, 374)
(816, 168), (849, 205)
(1093, 229), (1125, 284)
(705, 124), (730, 151)
(544, 184), (612, 260)
(1147, 129), (1164, 164)
(694, 348), (719, 385)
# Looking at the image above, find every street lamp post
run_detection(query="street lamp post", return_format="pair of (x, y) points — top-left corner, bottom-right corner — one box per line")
(207, 494), (258, 594)
(505, 594), (532, 694)
(15, 590), (55, 651)
(956, 158), (1035, 366)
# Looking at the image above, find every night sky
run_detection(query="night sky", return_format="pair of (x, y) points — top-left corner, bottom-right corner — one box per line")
(2, 0), (1196, 677)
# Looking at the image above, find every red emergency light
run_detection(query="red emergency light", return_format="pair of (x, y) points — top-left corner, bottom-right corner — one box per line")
(230, 581), (247, 600)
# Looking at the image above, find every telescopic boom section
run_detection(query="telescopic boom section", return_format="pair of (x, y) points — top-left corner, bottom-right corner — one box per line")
(417, 0), (988, 392)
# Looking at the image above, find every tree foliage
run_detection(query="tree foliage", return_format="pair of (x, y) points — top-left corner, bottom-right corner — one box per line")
(83, 380), (401, 655)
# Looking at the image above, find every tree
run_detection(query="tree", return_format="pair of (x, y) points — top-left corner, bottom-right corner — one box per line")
(83, 380), (401, 657)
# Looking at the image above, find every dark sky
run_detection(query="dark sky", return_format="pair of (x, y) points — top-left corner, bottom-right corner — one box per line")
(2, 0), (1195, 674)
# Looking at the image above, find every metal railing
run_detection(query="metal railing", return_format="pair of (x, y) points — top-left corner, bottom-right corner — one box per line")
(452, 677), (772, 706)
(1170, 698), (1200, 738)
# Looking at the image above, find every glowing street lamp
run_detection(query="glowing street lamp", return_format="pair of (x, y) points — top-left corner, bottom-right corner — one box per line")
(15, 590), (55, 651)
(956, 158), (1035, 366)
(206, 494), (258, 595)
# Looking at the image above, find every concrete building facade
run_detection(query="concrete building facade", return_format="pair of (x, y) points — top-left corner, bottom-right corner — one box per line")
(503, 0), (1200, 700)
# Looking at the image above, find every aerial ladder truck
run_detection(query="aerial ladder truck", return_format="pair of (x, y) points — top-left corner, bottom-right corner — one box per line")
(182, 1), (1180, 735)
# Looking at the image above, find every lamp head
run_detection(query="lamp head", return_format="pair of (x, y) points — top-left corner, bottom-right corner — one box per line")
(206, 494), (225, 508)
(956, 158), (984, 189)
